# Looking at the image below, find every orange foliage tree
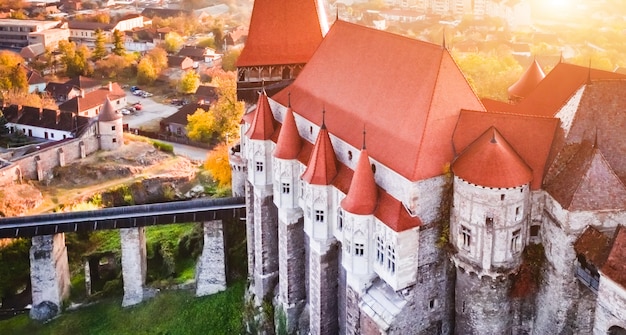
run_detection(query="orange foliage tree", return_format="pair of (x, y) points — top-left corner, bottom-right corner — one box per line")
(204, 143), (231, 188)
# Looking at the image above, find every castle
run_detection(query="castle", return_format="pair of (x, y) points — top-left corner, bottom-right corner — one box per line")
(231, 1), (626, 334)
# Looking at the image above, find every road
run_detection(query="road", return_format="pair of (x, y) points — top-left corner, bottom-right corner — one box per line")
(118, 90), (210, 162)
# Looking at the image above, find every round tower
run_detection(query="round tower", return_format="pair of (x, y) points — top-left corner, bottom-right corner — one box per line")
(450, 127), (532, 334)
(228, 142), (246, 197)
(98, 98), (123, 151)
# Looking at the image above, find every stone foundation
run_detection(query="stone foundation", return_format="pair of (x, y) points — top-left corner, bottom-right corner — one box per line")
(29, 233), (70, 321)
(195, 220), (227, 296)
(309, 241), (339, 335)
(253, 193), (279, 301)
(120, 227), (147, 307)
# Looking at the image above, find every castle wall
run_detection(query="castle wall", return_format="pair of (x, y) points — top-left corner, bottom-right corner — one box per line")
(309, 241), (339, 335)
(594, 276), (626, 334)
(252, 189), (279, 301)
(277, 210), (306, 333)
(245, 180), (255, 280)
(99, 119), (124, 151)
(454, 269), (512, 335)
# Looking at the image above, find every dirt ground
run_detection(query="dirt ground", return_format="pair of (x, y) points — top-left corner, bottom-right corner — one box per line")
(0, 137), (200, 217)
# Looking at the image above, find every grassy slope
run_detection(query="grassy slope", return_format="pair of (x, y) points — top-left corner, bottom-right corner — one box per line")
(0, 281), (245, 335)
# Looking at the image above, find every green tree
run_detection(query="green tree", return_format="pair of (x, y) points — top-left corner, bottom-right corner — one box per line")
(95, 54), (134, 79)
(58, 40), (93, 77)
(221, 49), (240, 72)
(137, 58), (157, 85)
(197, 37), (215, 49)
(93, 29), (107, 61)
(178, 70), (200, 94)
(164, 32), (184, 54)
(0, 239), (31, 301)
(112, 29), (126, 56)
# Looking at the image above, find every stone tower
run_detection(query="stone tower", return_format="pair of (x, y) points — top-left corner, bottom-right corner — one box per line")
(98, 97), (123, 151)
(450, 127), (532, 334)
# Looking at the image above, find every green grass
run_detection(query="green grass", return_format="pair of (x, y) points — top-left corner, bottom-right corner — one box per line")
(0, 281), (246, 335)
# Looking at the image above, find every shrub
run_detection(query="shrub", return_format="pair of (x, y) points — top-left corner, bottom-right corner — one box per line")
(152, 141), (174, 153)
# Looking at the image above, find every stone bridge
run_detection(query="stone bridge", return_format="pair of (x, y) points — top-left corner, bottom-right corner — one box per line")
(0, 197), (246, 320)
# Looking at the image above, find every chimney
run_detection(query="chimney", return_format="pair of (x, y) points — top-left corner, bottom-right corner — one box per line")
(56, 110), (61, 124)
(79, 89), (85, 98)
(39, 107), (43, 120)
(108, 81), (113, 91)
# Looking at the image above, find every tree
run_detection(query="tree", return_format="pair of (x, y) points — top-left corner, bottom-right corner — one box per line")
(178, 70), (200, 94)
(0, 51), (28, 92)
(1, 89), (57, 109)
(58, 40), (93, 77)
(212, 27), (224, 51)
(204, 143), (231, 188)
(164, 32), (184, 54)
(93, 29), (107, 61)
(146, 47), (168, 73)
(221, 49), (240, 72)
(197, 37), (215, 49)
(95, 54), (134, 79)
(186, 108), (217, 142)
(137, 58), (157, 85)
(112, 29), (126, 56)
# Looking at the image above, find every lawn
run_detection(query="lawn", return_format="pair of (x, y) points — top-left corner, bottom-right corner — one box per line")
(0, 281), (245, 335)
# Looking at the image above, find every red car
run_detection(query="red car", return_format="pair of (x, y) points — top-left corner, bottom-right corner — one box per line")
(133, 103), (143, 110)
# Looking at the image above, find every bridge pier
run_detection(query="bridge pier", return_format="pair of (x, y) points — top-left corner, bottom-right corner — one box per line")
(29, 233), (70, 321)
(195, 220), (227, 296)
(120, 227), (147, 307)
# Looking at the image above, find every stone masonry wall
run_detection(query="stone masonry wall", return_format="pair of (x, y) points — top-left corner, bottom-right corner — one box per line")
(195, 220), (226, 296)
(29, 233), (70, 320)
(345, 285), (360, 335)
(278, 212), (306, 333)
(245, 180), (255, 280)
(253, 193), (279, 301)
(120, 227), (147, 307)
(309, 242), (339, 335)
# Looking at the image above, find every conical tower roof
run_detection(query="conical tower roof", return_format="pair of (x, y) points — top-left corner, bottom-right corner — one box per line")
(508, 59), (545, 100)
(236, 0), (326, 67)
(98, 97), (121, 122)
(301, 121), (338, 185)
(452, 127), (532, 188)
(274, 105), (302, 159)
(246, 90), (276, 140)
(341, 148), (378, 215)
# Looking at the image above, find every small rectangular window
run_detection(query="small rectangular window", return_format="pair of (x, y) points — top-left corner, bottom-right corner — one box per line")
(337, 209), (344, 231)
(111, 126), (116, 131)
(315, 210), (324, 223)
(387, 245), (396, 274)
(355, 243), (364, 256)
(486, 217), (494, 225)
(511, 229), (521, 253)
(461, 226), (471, 248)
(112, 138), (117, 143)
(281, 183), (290, 194)
(255, 161), (263, 172)
(530, 225), (540, 237)
(376, 236), (384, 264)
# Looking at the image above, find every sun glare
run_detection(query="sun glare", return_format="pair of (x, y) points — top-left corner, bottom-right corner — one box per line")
(548, 0), (569, 7)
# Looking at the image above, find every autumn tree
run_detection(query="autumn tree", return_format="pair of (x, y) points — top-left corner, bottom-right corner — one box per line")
(59, 40), (92, 77)
(93, 29), (107, 61)
(1, 89), (57, 109)
(453, 50), (522, 101)
(164, 32), (184, 54)
(146, 47), (168, 73)
(112, 29), (126, 56)
(94, 54), (134, 79)
(178, 69), (200, 94)
(197, 37), (215, 49)
(221, 49), (240, 71)
(137, 58), (157, 85)
(204, 143), (231, 189)
(186, 72), (244, 143)
(0, 51), (28, 92)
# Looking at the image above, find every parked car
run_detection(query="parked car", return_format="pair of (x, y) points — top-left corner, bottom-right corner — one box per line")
(133, 90), (143, 96)
(141, 91), (153, 98)
(133, 103), (142, 110)
(120, 108), (131, 115)
(130, 86), (141, 92)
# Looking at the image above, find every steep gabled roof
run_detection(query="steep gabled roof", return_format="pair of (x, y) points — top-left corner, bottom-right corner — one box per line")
(273, 21), (484, 182)
(236, 0), (325, 67)
(508, 58), (545, 100)
(512, 63), (626, 117)
(574, 226), (611, 268)
(301, 122), (338, 185)
(58, 83), (126, 114)
(245, 91), (276, 140)
(273, 106), (302, 160)
(341, 148), (378, 215)
(453, 110), (558, 190)
(65, 76), (101, 92)
(161, 102), (210, 126)
(453, 127), (532, 188)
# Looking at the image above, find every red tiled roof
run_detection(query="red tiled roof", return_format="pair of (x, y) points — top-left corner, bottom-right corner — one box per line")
(453, 127), (532, 188)
(236, 0), (324, 67)
(511, 63), (626, 117)
(602, 225), (626, 290)
(341, 148), (378, 215)
(98, 98), (121, 122)
(481, 98), (516, 113)
(301, 123), (338, 185)
(273, 21), (484, 182)
(273, 107), (302, 160)
(375, 190), (422, 231)
(245, 91), (276, 140)
(58, 83), (126, 114)
(452, 110), (558, 190)
(574, 226), (611, 268)
(508, 59), (545, 100)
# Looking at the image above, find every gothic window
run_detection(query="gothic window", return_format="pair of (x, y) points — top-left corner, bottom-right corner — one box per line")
(281, 182), (290, 194)
(337, 208), (344, 231)
(511, 229), (521, 253)
(315, 210), (325, 223)
(461, 226), (471, 249)
(355, 243), (364, 257)
(255, 161), (263, 172)
(387, 245), (396, 274)
(376, 236), (384, 264)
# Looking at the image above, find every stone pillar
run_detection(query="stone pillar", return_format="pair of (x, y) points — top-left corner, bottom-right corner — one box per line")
(121, 227), (147, 307)
(29, 234), (70, 321)
(245, 180), (255, 280)
(253, 192), (279, 301)
(58, 148), (65, 167)
(455, 268), (512, 335)
(277, 211), (306, 333)
(309, 241), (339, 335)
(35, 156), (44, 181)
(196, 220), (227, 296)
(345, 285), (360, 335)
(84, 258), (92, 296)
(79, 141), (86, 159)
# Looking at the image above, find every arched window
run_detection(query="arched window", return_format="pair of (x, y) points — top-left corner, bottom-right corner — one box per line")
(609, 326), (626, 335)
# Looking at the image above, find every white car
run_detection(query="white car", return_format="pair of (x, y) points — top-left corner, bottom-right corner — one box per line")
(133, 90), (143, 96)
(120, 108), (131, 115)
